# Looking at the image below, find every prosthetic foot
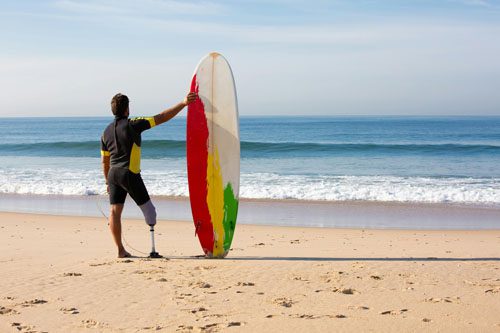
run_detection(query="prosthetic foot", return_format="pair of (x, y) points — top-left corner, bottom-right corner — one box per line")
(148, 225), (163, 259)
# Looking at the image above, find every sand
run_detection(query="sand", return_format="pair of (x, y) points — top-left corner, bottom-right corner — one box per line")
(0, 212), (499, 332)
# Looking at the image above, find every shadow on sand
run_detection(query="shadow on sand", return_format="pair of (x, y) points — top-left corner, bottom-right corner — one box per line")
(155, 256), (500, 262)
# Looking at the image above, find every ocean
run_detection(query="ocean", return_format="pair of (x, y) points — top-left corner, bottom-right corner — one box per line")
(0, 116), (499, 206)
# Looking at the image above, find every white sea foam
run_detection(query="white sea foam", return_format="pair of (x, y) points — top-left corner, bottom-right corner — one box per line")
(0, 165), (499, 205)
(239, 173), (500, 204)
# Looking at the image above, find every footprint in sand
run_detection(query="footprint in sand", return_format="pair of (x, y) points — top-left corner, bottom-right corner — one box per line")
(198, 323), (220, 331)
(347, 305), (370, 310)
(89, 261), (113, 267)
(273, 297), (294, 308)
(118, 259), (134, 263)
(227, 321), (243, 327)
(291, 314), (318, 319)
(337, 288), (359, 295)
(190, 307), (208, 314)
(321, 271), (346, 283)
(295, 275), (308, 281)
(11, 322), (35, 332)
(380, 309), (408, 315)
(133, 269), (165, 275)
(142, 325), (163, 330)
(82, 319), (108, 329)
(190, 281), (212, 289)
(60, 307), (79, 315)
(20, 299), (47, 307)
(203, 314), (225, 319)
(0, 306), (19, 315)
(485, 287), (500, 294)
(194, 265), (216, 271)
(425, 297), (460, 303)
(176, 324), (194, 331)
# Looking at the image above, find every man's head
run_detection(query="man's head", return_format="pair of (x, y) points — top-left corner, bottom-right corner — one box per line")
(111, 93), (129, 118)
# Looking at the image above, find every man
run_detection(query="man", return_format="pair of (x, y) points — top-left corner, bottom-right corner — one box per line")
(101, 92), (197, 258)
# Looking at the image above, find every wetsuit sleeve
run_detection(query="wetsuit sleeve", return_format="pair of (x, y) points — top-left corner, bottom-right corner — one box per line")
(100, 136), (110, 157)
(129, 117), (156, 133)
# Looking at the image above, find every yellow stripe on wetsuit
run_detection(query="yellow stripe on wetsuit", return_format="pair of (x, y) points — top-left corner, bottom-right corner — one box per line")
(133, 117), (156, 128)
(128, 117), (155, 174)
(129, 143), (141, 174)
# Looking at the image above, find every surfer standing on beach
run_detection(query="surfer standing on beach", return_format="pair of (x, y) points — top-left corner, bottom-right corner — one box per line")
(101, 92), (197, 258)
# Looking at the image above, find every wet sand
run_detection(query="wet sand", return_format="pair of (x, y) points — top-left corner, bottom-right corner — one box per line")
(1, 193), (499, 229)
(1, 212), (499, 332)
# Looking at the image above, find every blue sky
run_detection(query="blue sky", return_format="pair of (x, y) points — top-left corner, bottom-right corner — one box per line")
(1, 0), (500, 116)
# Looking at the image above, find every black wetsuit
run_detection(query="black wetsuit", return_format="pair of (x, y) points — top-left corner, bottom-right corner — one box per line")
(101, 116), (156, 205)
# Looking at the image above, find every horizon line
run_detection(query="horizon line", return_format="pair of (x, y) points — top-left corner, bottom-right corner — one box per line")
(1, 114), (500, 119)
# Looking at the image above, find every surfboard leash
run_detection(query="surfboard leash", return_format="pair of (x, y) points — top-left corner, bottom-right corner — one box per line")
(95, 199), (149, 256)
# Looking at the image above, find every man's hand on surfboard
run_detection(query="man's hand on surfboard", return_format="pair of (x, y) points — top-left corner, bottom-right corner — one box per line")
(183, 92), (197, 106)
(153, 92), (198, 126)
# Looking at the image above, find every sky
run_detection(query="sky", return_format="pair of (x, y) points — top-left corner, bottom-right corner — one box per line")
(0, 0), (500, 117)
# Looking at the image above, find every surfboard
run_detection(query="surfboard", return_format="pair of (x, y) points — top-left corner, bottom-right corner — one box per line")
(187, 52), (240, 258)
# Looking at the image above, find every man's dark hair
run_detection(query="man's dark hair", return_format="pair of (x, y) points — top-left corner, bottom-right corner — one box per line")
(111, 93), (129, 117)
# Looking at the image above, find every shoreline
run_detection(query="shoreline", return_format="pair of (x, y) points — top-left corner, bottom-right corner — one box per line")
(0, 193), (499, 230)
(5, 210), (500, 233)
(1, 192), (499, 209)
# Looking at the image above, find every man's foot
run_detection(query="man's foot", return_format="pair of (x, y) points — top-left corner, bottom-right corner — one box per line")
(118, 250), (131, 258)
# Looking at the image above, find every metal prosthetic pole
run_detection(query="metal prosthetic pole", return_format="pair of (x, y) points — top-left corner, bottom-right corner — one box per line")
(148, 225), (162, 258)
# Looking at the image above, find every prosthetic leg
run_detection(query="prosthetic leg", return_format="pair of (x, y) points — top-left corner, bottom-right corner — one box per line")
(140, 200), (162, 259)
(149, 225), (162, 258)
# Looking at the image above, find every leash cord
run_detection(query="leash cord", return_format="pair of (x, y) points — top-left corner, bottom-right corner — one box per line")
(96, 199), (149, 256)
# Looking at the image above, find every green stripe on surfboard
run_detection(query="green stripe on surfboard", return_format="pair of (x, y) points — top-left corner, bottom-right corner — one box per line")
(223, 183), (238, 251)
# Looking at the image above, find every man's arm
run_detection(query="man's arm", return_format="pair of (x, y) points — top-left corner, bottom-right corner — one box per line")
(102, 155), (110, 191)
(153, 92), (197, 126)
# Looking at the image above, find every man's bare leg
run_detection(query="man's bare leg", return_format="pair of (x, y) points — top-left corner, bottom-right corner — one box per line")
(109, 204), (131, 258)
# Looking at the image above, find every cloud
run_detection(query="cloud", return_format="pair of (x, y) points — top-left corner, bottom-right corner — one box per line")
(53, 0), (225, 16)
(4, 1), (498, 49)
(0, 56), (195, 117)
(448, 0), (500, 9)
(458, 0), (491, 6)
(1, 2), (500, 116)
(37, 1), (500, 48)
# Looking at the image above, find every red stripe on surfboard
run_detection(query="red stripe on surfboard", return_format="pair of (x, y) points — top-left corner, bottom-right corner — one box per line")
(187, 74), (215, 255)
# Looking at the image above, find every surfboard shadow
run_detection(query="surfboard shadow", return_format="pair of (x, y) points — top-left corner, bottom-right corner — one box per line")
(170, 256), (500, 262)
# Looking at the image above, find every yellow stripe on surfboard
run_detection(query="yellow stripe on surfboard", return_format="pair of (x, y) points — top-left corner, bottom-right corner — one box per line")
(206, 145), (225, 257)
